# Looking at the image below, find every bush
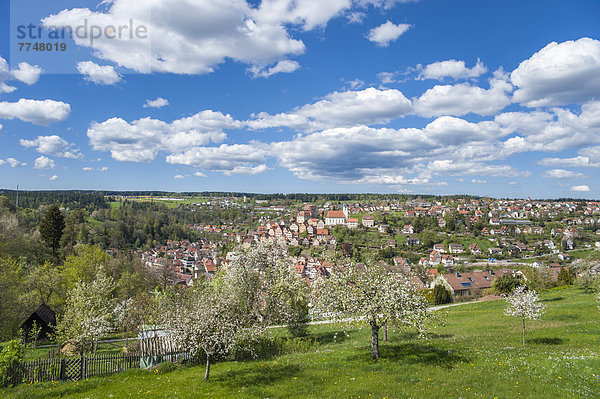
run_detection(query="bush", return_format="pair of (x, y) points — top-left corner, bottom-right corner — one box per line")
(152, 361), (179, 374)
(432, 284), (452, 305)
(556, 267), (574, 287)
(492, 274), (521, 294)
(0, 339), (25, 387)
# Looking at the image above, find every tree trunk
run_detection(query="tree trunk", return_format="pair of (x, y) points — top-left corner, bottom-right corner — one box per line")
(522, 317), (526, 346)
(383, 324), (388, 342)
(204, 354), (211, 381)
(371, 323), (380, 360)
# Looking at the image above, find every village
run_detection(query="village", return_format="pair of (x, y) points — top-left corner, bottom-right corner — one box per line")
(137, 196), (600, 300)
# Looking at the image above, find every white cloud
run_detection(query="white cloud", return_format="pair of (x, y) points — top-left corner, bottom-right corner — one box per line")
(538, 145), (600, 168)
(0, 158), (23, 168)
(82, 167), (93, 171)
(49, 175), (58, 181)
(19, 135), (81, 158)
(414, 78), (512, 117)
(11, 62), (43, 85)
(100, 166), (108, 172)
(249, 60), (300, 78)
(0, 99), (71, 125)
(143, 97), (169, 109)
(193, 171), (207, 177)
(77, 61), (122, 85)
(0, 57), (43, 91)
(88, 110), (240, 162)
(470, 179), (487, 184)
(43, 0), (314, 75)
(496, 102), (600, 153)
(419, 59), (487, 80)
(570, 185), (590, 192)
(174, 174), (186, 179)
(511, 38), (600, 107)
(166, 143), (269, 175)
(34, 156), (56, 170)
(542, 169), (585, 179)
(248, 87), (412, 131)
(367, 21), (411, 47)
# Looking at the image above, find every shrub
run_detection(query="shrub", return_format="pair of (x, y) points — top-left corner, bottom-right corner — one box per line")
(492, 274), (521, 294)
(556, 267), (574, 287)
(152, 361), (179, 374)
(432, 284), (452, 305)
(0, 339), (25, 387)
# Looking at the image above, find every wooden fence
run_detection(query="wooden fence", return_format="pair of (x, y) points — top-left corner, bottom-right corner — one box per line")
(3, 348), (190, 387)
(3, 353), (141, 386)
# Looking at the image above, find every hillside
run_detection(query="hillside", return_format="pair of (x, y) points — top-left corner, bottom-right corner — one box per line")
(2, 287), (599, 399)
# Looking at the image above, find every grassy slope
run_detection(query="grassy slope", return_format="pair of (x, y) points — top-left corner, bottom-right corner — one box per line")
(3, 287), (599, 398)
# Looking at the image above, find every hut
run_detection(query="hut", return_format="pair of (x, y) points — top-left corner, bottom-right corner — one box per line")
(21, 303), (56, 342)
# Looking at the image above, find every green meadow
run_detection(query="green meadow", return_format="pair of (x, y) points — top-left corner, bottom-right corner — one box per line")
(2, 286), (599, 398)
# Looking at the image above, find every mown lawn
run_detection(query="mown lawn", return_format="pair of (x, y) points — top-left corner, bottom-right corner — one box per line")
(2, 287), (599, 398)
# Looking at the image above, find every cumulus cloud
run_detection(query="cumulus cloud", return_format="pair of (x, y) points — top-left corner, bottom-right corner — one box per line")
(34, 156), (56, 170)
(496, 101), (600, 153)
(570, 185), (590, 192)
(248, 87), (412, 131)
(11, 62), (43, 85)
(414, 78), (512, 117)
(367, 21), (411, 47)
(470, 179), (487, 184)
(143, 97), (169, 108)
(88, 110), (240, 162)
(42, 0), (320, 75)
(0, 99), (71, 125)
(249, 60), (301, 78)
(19, 135), (81, 158)
(511, 38), (600, 107)
(0, 158), (24, 167)
(49, 175), (58, 181)
(166, 143), (269, 174)
(542, 169), (585, 179)
(0, 57), (43, 91)
(419, 59), (487, 80)
(77, 61), (122, 85)
(538, 145), (600, 168)
(82, 167), (93, 171)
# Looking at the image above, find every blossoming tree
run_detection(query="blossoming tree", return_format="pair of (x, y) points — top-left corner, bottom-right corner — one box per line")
(504, 285), (545, 346)
(56, 269), (115, 355)
(313, 260), (430, 359)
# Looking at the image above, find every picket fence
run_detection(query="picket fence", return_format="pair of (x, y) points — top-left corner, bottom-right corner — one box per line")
(2, 336), (189, 387)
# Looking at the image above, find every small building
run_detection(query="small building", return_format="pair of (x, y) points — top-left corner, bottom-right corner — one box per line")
(362, 214), (375, 227)
(21, 303), (56, 342)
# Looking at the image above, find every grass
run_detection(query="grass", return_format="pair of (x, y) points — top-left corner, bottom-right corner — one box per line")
(2, 287), (599, 398)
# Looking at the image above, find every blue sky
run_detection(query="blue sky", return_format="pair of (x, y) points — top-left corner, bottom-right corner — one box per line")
(1, 0), (599, 197)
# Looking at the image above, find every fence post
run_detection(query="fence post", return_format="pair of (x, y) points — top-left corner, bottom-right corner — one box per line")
(59, 358), (66, 381)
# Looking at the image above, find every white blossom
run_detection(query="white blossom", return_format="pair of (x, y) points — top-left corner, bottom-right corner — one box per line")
(312, 260), (430, 359)
(504, 286), (545, 346)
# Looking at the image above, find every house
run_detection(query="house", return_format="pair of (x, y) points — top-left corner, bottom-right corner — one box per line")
(469, 243), (481, 255)
(488, 247), (502, 255)
(296, 211), (307, 223)
(325, 210), (346, 226)
(406, 236), (420, 246)
(21, 303), (56, 342)
(347, 218), (359, 229)
(429, 250), (441, 265)
(402, 225), (414, 234)
(448, 244), (464, 254)
(441, 254), (455, 268)
(433, 243), (446, 253)
(362, 214), (375, 227)
(433, 270), (512, 298)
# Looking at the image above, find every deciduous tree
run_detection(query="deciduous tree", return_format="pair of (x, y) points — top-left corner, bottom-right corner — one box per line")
(313, 260), (430, 359)
(504, 286), (545, 346)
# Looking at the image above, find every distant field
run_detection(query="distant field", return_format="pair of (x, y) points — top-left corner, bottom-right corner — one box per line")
(3, 287), (598, 398)
(108, 197), (211, 209)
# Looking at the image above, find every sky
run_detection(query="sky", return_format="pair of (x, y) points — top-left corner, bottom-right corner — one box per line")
(0, 0), (599, 198)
